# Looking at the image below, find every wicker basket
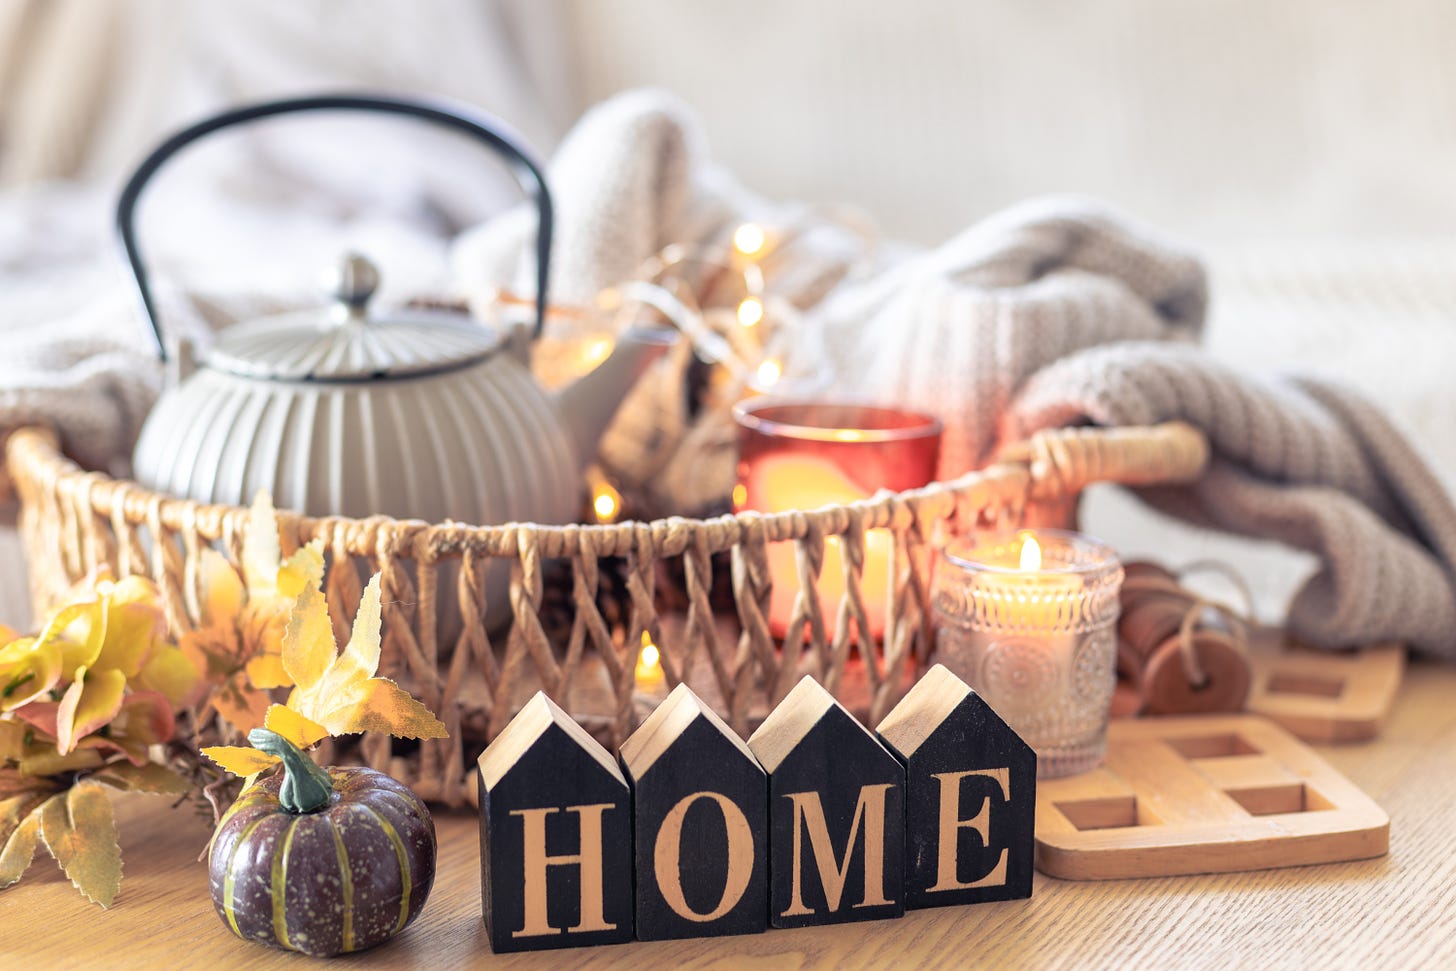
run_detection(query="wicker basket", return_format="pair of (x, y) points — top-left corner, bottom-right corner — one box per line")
(5, 420), (1207, 806)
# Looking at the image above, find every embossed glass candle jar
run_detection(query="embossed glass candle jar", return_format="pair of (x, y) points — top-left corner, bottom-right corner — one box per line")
(733, 399), (942, 642)
(932, 530), (1124, 778)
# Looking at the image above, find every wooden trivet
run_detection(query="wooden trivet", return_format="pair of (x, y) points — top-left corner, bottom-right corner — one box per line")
(1034, 714), (1388, 880)
(1246, 635), (1405, 743)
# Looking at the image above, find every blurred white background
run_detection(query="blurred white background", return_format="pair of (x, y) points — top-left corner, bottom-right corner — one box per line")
(2, 0), (1454, 627)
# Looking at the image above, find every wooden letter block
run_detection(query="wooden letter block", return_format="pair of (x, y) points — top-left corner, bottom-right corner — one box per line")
(747, 676), (905, 928)
(619, 684), (768, 940)
(877, 664), (1036, 909)
(477, 692), (633, 952)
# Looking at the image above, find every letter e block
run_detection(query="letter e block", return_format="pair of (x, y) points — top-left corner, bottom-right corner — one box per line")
(877, 664), (1036, 909)
(619, 684), (768, 940)
(747, 676), (905, 928)
(477, 692), (633, 951)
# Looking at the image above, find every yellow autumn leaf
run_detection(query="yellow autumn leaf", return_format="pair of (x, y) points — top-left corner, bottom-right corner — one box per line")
(0, 800), (43, 889)
(134, 644), (202, 709)
(243, 651), (290, 690)
(281, 580), (334, 694)
(90, 762), (191, 795)
(208, 674), (273, 735)
(243, 492), (283, 597)
(201, 745), (281, 778)
(263, 703), (328, 749)
(54, 667), (128, 755)
(0, 638), (62, 712)
(312, 677), (447, 741)
(281, 574), (447, 742)
(196, 548), (245, 629)
(18, 746), (105, 776)
(0, 720), (26, 762)
(39, 784), (122, 908)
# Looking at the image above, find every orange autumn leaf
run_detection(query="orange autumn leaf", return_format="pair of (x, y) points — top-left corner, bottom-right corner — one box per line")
(199, 744), (283, 778)
(202, 569), (446, 779)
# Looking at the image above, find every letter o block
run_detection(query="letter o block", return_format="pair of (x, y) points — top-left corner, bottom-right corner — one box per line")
(620, 684), (768, 940)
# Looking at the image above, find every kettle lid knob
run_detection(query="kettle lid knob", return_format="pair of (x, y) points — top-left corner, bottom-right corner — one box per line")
(326, 252), (380, 318)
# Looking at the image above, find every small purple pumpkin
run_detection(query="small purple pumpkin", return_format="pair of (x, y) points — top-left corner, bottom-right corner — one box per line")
(208, 731), (436, 957)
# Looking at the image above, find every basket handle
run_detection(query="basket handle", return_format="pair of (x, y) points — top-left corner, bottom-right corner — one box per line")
(1000, 421), (1211, 499)
(115, 92), (554, 361)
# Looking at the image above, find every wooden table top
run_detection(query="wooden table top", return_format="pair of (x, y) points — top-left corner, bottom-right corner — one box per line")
(6, 658), (1456, 970)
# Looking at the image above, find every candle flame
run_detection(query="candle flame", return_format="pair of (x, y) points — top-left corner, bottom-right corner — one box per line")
(1019, 533), (1042, 572)
(637, 630), (661, 674)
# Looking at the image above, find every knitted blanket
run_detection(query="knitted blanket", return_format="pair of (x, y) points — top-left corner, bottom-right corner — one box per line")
(455, 90), (1456, 658)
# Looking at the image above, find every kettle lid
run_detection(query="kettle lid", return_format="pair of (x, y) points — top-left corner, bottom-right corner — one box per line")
(204, 253), (499, 381)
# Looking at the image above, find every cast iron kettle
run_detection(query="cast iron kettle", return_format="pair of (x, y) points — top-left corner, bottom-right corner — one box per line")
(122, 93), (670, 532)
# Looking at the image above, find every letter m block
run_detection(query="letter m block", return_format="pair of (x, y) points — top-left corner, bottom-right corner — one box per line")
(748, 676), (905, 928)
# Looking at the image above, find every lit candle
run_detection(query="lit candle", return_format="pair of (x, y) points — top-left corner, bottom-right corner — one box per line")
(733, 400), (942, 644)
(932, 529), (1124, 778)
(634, 630), (666, 694)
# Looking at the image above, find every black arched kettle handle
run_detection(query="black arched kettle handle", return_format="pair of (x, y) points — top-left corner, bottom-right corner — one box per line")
(115, 92), (554, 361)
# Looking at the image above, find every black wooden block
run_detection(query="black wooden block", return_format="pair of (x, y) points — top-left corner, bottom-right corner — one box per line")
(876, 664), (1036, 909)
(619, 683), (768, 941)
(477, 692), (633, 951)
(747, 676), (905, 928)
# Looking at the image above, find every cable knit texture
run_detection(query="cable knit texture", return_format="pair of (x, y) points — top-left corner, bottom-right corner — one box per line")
(1004, 345), (1456, 655)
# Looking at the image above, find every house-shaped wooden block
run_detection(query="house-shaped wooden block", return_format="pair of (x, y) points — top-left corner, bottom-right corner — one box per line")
(619, 683), (768, 940)
(477, 692), (633, 952)
(876, 664), (1036, 909)
(747, 676), (905, 928)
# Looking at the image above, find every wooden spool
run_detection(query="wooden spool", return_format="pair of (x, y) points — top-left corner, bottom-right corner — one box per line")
(1115, 578), (1251, 716)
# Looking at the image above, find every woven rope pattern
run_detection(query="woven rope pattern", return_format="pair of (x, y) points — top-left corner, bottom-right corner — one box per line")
(6, 421), (1206, 806)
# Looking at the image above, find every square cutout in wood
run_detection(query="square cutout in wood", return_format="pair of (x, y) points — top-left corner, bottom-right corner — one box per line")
(1055, 795), (1158, 831)
(1035, 715), (1388, 880)
(1247, 633), (1404, 742)
(1225, 782), (1334, 816)
(1164, 733), (1259, 760)
(1266, 671), (1344, 699)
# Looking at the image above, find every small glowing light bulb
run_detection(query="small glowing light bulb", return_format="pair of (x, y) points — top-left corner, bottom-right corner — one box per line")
(732, 222), (767, 256)
(736, 296), (765, 327)
(592, 482), (622, 523)
(756, 358), (782, 386)
(732, 483), (748, 509)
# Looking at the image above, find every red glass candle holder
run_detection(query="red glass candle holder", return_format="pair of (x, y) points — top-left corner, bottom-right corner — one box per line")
(732, 399), (943, 642)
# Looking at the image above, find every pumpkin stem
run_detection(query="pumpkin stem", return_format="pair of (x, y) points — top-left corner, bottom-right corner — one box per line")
(248, 728), (333, 814)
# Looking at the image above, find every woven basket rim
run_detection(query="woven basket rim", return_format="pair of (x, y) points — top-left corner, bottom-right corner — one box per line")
(4, 421), (1209, 557)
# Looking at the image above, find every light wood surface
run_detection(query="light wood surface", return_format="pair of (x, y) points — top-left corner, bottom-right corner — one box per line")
(1035, 715), (1389, 880)
(6, 658), (1456, 969)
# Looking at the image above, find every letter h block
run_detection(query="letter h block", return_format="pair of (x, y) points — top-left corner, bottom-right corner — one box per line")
(477, 692), (633, 952)
(748, 676), (905, 928)
(619, 684), (768, 940)
(876, 664), (1036, 909)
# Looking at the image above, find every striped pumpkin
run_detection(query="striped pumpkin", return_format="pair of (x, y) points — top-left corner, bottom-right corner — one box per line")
(208, 766), (436, 957)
